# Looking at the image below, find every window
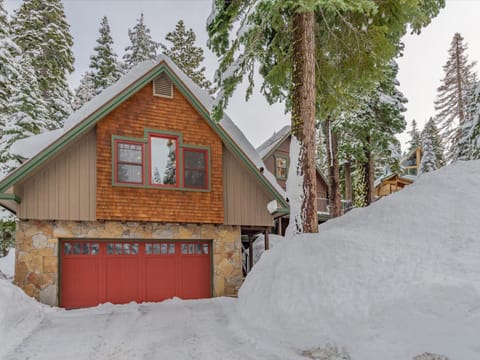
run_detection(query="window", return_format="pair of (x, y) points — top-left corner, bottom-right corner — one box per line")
(115, 140), (144, 184)
(275, 156), (288, 180)
(112, 131), (210, 191)
(150, 135), (178, 186)
(183, 148), (208, 189)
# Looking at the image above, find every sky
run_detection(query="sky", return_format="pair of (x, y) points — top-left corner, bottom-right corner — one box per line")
(5, 0), (480, 151)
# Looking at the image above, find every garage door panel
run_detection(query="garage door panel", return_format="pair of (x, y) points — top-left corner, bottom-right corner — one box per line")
(62, 257), (100, 308)
(106, 257), (140, 304)
(180, 256), (211, 299)
(145, 257), (177, 301)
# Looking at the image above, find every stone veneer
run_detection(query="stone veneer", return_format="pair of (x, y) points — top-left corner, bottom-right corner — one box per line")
(15, 220), (242, 306)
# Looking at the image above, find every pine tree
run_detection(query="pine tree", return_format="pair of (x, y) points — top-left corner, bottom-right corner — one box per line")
(90, 16), (123, 93)
(162, 20), (212, 92)
(407, 119), (421, 153)
(0, 0), (19, 116)
(421, 117), (445, 168)
(0, 55), (50, 174)
(208, 0), (442, 232)
(123, 13), (159, 71)
(419, 137), (436, 175)
(434, 33), (477, 162)
(12, 0), (74, 126)
(73, 71), (97, 110)
(353, 166), (368, 208)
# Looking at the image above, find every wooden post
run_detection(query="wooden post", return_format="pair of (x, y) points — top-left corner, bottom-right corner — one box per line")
(277, 217), (282, 235)
(265, 229), (270, 250)
(248, 235), (253, 271)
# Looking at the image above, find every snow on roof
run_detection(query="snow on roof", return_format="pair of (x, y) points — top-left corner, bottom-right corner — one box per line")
(7, 55), (286, 202)
(256, 125), (291, 159)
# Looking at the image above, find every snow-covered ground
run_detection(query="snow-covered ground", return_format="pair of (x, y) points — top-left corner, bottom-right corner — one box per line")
(1, 160), (479, 360)
(239, 160), (480, 360)
(0, 248), (15, 279)
(0, 282), (301, 360)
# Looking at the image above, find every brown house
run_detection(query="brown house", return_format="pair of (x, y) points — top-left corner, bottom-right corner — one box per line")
(256, 126), (330, 233)
(374, 147), (420, 199)
(0, 56), (288, 308)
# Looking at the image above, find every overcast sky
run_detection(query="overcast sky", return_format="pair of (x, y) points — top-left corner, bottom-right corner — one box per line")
(5, 0), (480, 151)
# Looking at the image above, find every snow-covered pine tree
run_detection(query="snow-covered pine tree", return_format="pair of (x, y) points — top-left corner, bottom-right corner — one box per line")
(434, 33), (477, 163)
(0, 54), (50, 174)
(421, 117), (445, 168)
(161, 20), (212, 93)
(123, 13), (159, 71)
(90, 16), (123, 93)
(419, 136), (436, 175)
(407, 119), (421, 153)
(12, 0), (74, 127)
(352, 166), (367, 208)
(0, 0), (19, 117)
(73, 71), (97, 110)
(456, 79), (480, 160)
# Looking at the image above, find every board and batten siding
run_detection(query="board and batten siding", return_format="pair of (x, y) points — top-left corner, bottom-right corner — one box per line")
(223, 146), (274, 227)
(16, 130), (96, 221)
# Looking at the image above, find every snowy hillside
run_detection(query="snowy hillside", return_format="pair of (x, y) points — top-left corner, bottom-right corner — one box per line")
(239, 160), (480, 359)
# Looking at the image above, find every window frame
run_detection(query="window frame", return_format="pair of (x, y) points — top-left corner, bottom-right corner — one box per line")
(113, 138), (145, 185)
(148, 133), (180, 188)
(111, 131), (211, 192)
(183, 147), (209, 190)
(274, 154), (288, 180)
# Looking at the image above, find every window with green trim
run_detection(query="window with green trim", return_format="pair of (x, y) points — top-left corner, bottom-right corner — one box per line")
(112, 131), (210, 191)
(183, 148), (208, 189)
(149, 134), (178, 187)
(275, 156), (288, 180)
(114, 140), (144, 184)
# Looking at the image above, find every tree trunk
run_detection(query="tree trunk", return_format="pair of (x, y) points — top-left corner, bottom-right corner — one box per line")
(361, 135), (375, 205)
(324, 117), (342, 218)
(344, 160), (352, 201)
(290, 11), (317, 233)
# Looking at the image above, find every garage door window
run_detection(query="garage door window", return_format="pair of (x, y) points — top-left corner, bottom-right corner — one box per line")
(64, 242), (99, 255)
(145, 243), (175, 255)
(107, 243), (139, 255)
(181, 243), (209, 255)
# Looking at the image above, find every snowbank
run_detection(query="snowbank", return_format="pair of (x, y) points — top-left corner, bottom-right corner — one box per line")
(238, 161), (480, 360)
(252, 234), (284, 265)
(0, 248), (15, 279)
(0, 279), (48, 358)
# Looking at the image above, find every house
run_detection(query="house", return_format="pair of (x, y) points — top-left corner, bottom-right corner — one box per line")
(374, 173), (414, 198)
(256, 125), (330, 234)
(0, 55), (288, 308)
(374, 147), (420, 199)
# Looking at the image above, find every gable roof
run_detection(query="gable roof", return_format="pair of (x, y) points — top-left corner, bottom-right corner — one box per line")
(256, 125), (329, 187)
(1, 55), (288, 211)
(256, 125), (291, 159)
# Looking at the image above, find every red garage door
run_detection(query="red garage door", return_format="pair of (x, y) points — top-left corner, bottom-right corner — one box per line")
(61, 240), (211, 309)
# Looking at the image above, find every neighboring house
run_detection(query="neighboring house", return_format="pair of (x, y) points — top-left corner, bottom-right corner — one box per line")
(374, 173), (414, 198)
(0, 55), (288, 308)
(374, 147), (421, 199)
(256, 125), (330, 233)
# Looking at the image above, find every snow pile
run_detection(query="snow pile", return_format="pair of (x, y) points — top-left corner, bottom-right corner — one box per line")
(0, 248), (15, 279)
(238, 161), (480, 360)
(252, 234), (284, 265)
(0, 279), (47, 358)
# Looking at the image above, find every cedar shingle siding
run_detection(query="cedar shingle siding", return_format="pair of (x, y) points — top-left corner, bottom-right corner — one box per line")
(96, 82), (224, 223)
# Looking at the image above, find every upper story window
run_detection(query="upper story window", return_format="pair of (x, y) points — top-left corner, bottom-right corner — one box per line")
(113, 131), (210, 191)
(115, 140), (144, 184)
(183, 148), (208, 189)
(275, 156), (288, 180)
(150, 134), (178, 186)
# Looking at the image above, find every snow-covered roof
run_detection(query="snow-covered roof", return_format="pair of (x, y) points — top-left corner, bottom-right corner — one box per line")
(256, 125), (291, 159)
(5, 55), (287, 207)
(373, 172), (416, 188)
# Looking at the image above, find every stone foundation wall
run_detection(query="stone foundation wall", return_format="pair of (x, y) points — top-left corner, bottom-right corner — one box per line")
(15, 220), (242, 306)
